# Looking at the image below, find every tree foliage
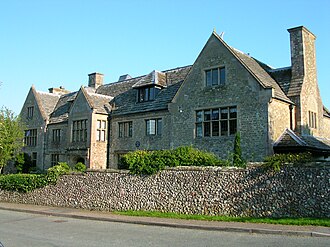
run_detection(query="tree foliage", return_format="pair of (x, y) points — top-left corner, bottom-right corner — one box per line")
(233, 132), (246, 168)
(0, 107), (25, 173)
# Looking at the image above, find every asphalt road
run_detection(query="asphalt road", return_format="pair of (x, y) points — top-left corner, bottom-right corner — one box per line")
(0, 209), (328, 247)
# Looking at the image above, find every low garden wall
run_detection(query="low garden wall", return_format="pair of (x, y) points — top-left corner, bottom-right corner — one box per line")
(0, 165), (329, 218)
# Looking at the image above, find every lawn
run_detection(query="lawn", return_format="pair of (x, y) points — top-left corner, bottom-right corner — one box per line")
(114, 210), (330, 227)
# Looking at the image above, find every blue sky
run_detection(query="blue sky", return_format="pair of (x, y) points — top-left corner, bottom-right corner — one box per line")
(0, 0), (329, 114)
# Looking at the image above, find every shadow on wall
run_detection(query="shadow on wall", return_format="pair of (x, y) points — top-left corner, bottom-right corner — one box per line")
(219, 166), (329, 218)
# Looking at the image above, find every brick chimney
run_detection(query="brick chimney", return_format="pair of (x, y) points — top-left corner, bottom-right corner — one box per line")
(88, 72), (104, 89)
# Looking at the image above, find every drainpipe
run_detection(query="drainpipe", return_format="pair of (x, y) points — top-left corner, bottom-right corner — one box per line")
(289, 104), (294, 130)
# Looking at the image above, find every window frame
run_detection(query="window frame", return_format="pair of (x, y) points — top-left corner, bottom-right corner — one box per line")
(96, 120), (107, 142)
(31, 152), (37, 167)
(51, 154), (59, 167)
(24, 129), (37, 146)
(72, 119), (88, 142)
(27, 106), (34, 119)
(52, 129), (61, 143)
(146, 118), (162, 136)
(195, 106), (237, 137)
(118, 121), (133, 138)
(308, 111), (317, 129)
(205, 67), (226, 87)
(138, 86), (161, 102)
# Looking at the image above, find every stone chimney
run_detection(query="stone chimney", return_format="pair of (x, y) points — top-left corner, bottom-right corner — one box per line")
(287, 26), (321, 136)
(88, 72), (104, 89)
(48, 86), (70, 95)
(288, 26), (317, 85)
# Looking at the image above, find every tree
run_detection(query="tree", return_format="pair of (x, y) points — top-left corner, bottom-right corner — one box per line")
(233, 132), (246, 168)
(0, 107), (25, 173)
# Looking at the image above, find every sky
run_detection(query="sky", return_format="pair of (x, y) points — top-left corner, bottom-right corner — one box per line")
(0, 0), (329, 114)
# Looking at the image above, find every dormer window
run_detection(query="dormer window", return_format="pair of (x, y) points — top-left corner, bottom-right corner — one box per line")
(138, 86), (161, 102)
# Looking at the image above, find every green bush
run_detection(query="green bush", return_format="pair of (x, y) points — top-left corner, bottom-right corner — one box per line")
(233, 132), (246, 168)
(122, 146), (226, 175)
(74, 162), (86, 172)
(0, 163), (72, 193)
(0, 174), (48, 192)
(263, 152), (312, 171)
(46, 162), (70, 183)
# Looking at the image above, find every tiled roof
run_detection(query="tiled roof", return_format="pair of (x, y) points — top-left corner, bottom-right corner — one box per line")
(112, 81), (183, 116)
(84, 89), (113, 114)
(274, 129), (330, 153)
(267, 67), (292, 95)
(324, 106), (330, 118)
(35, 90), (60, 118)
(230, 48), (292, 103)
(49, 92), (77, 124)
(108, 66), (191, 116)
(132, 70), (166, 88)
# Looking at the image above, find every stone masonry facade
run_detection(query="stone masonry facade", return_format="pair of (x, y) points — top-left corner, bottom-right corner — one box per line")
(1, 166), (329, 218)
(19, 26), (330, 170)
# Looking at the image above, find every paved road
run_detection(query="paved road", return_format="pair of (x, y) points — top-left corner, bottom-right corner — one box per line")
(0, 209), (328, 247)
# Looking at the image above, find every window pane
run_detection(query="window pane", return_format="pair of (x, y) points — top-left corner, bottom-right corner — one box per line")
(96, 130), (100, 141)
(139, 88), (144, 102)
(196, 123), (202, 137)
(101, 130), (106, 141)
(212, 121), (219, 136)
(97, 120), (101, 129)
(157, 119), (162, 135)
(119, 123), (123, 138)
(220, 67), (225, 85)
(129, 122), (133, 137)
(221, 121), (228, 136)
(206, 70), (212, 86)
(149, 87), (155, 100)
(229, 107), (237, 118)
(229, 120), (237, 135)
(204, 110), (211, 121)
(144, 88), (149, 101)
(204, 122), (211, 137)
(212, 68), (218, 86)
(147, 120), (156, 135)
(212, 109), (219, 120)
(196, 111), (203, 122)
(220, 108), (228, 119)
(102, 121), (106, 129)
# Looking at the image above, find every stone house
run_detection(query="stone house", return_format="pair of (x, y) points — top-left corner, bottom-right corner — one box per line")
(20, 26), (330, 170)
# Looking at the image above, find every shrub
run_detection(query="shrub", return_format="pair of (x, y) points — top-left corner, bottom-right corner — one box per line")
(263, 152), (312, 171)
(0, 163), (71, 193)
(0, 174), (48, 192)
(122, 146), (226, 175)
(46, 162), (70, 183)
(232, 133), (246, 168)
(74, 162), (86, 172)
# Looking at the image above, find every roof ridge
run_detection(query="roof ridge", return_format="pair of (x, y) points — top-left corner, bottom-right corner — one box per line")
(101, 65), (192, 88)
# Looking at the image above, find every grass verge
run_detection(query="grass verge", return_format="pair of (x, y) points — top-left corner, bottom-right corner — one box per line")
(113, 210), (330, 227)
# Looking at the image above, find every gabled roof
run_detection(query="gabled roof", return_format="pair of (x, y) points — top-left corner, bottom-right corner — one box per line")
(83, 87), (113, 114)
(210, 32), (292, 104)
(49, 91), (77, 124)
(274, 128), (330, 154)
(32, 86), (60, 121)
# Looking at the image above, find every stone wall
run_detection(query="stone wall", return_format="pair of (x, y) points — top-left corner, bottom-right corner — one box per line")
(1, 165), (329, 218)
(170, 34), (274, 162)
